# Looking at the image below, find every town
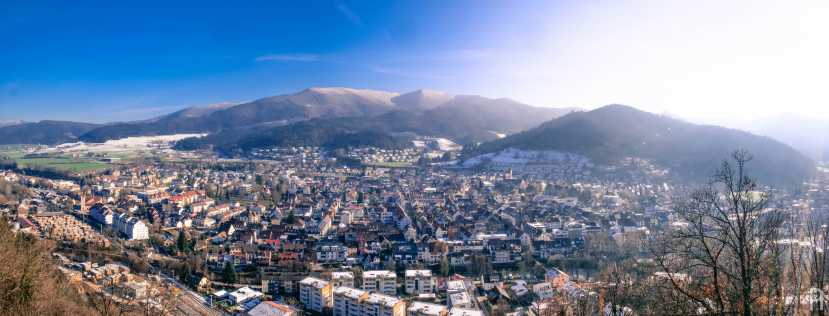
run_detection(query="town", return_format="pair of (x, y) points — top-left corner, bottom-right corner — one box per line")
(2, 142), (826, 316)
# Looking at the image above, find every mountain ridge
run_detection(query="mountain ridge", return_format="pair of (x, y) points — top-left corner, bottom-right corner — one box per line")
(77, 87), (572, 143)
(463, 104), (814, 185)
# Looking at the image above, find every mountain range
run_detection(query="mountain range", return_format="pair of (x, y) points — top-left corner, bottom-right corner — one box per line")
(0, 87), (817, 184)
(76, 87), (572, 144)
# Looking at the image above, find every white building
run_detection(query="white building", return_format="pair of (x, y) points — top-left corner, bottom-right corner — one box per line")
(448, 292), (473, 309)
(404, 270), (434, 295)
(90, 205), (114, 225)
(227, 286), (264, 305)
(363, 270), (397, 296)
(407, 301), (447, 316)
(300, 277), (333, 313)
(91, 206), (148, 240)
(363, 292), (406, 316)
(113, 213), (149, 240)
(317, 243), (349, 263)
(332, 271), (355, 288)
(334, 287), (368, 316)
(448, 308), (482, 316)
(333, 287), (406, 316)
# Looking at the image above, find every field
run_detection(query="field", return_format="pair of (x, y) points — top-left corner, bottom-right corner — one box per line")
(0, 134), (206, 174)
(0, 149), (112, 173)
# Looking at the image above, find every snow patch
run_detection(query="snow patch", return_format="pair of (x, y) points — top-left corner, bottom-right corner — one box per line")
(44, 134), (206, 154)
(462, 148), (591, 168)
(411, 137), (461, 151)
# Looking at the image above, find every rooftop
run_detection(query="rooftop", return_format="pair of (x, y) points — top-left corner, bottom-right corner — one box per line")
(300, 277), (330, 289)
(408, 301), (447, 316)
(364, 293), (402, 308)
(406, 270), (432, 278)
(448, 308), (483, 316)
(363, 270), (396, 279)
(334, 286), (368, 300)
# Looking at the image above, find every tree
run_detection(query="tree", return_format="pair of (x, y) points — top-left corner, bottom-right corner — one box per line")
(223, 261), (238, 284)
(654, 150), (787, 316)
(803, 210), (829, 315)
(137, 279), (180, 316)
(176, 230), (187, 254)
(87, 278), (136, 316)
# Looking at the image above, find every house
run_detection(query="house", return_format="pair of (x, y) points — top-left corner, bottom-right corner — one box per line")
(532, 282), (554, 300)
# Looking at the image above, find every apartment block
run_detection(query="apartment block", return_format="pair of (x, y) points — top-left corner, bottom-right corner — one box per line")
(300, 277), (333, 313)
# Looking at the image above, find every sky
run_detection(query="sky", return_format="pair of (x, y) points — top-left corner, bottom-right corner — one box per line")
(2, 0), (828, 123)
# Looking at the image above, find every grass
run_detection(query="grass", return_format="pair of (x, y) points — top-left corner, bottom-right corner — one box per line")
(15, 157), (111, 173)
(1, 149), (111, 174)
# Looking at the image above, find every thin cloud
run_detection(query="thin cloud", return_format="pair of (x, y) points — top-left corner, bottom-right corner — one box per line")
(255, 53), (322, 62)
(370, 66), (449, 80)
(336, 4), (363, 26)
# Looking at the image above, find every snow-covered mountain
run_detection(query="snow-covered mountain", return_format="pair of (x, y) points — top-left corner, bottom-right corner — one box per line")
(79, 87), (575, 142)
(392, 89), (454, 111)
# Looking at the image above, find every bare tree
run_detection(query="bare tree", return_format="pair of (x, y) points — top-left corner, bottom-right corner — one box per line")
(803, 210), (829, 315)
(654, 150), (787, 316)
(136, 278), (181, 316)
(87, 278), (136, 316)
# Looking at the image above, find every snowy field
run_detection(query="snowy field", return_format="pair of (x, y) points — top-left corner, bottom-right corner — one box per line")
(44, 134), (206, 154)
(411, 137), (462, 151)
(462, 147), (591, 168)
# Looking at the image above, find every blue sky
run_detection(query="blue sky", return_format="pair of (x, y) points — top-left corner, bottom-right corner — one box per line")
(2, 1), (828, 123)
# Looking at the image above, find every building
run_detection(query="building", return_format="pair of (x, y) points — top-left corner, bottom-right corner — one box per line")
(90, 205), (148, 240)
(447, 308), (482, 316)
(363, 270), (397, 296)
(90, 205), (114, 225)
(334, 287), (369, 316)
(404, 270), (434, 295)
(227, 286), (264, 305)
(407, 301), (447, 316)
(363, 292), (406, 316)
(332, 271), (355, 288)
(317, 242), (349, 263)
(445, 280), (474, 310)
(247, 301), (298, 316)
(113, 213), (149, 240)
(333, 287), (406, 316)
(300, 277), (333, 313)
(448, 292), (473, 309)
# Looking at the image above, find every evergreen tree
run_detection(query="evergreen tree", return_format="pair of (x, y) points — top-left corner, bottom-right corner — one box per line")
(176, 231), (185, 253)
(223, 261), (238, 284)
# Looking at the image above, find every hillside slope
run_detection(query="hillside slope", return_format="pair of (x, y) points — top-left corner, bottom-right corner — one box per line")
(465, 105), (815, 184)
(0, 121), (101, 145)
